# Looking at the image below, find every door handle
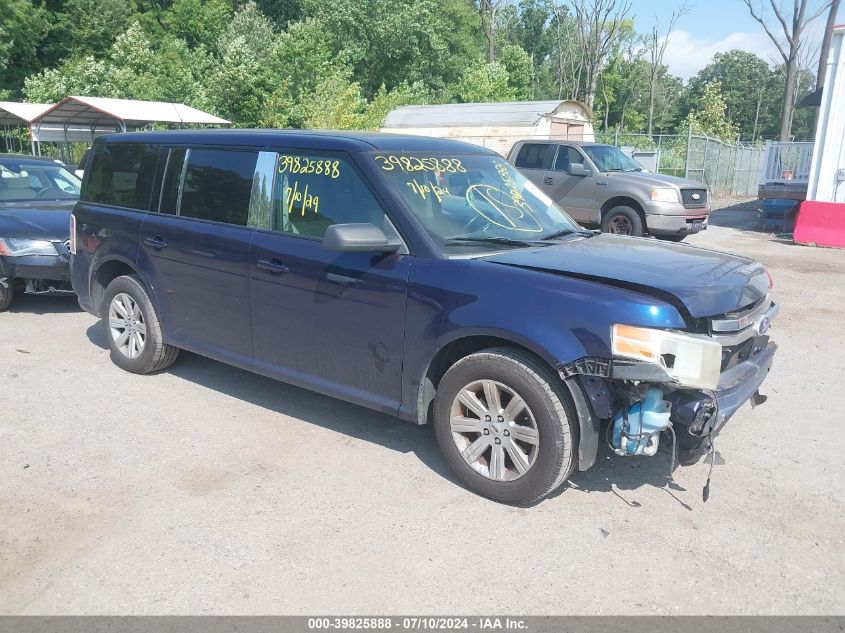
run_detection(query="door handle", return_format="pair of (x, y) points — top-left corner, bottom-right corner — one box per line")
(144, 235), (168, 249)
(543, 177), (554, 185)
(256, 258), (290, 275)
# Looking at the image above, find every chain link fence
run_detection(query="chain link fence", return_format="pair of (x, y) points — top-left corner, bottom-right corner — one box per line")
(596, 131), (766, 197)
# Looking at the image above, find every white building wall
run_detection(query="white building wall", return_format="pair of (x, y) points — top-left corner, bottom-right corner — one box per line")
(807, 26), (845, 204)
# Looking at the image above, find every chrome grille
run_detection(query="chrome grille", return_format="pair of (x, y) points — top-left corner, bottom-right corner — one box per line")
(681, 188), (707, 207)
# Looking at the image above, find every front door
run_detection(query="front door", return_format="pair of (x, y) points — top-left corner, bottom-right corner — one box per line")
(543, 144), (597, 224)
(248, 150), (411, 414)
(137, 146), (257, 366)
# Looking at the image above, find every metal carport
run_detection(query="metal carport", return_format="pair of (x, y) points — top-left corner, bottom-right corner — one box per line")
(29, 95), (231, 146)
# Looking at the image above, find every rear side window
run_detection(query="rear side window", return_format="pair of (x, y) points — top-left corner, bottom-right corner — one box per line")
(179, 149), (258, 226)
(514, 143), (551, 169)
(271, 154), (385, 238)
(83, 142), (160, 210)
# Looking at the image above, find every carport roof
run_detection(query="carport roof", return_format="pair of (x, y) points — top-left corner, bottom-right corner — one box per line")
(382, 100), (592, 128)
(35, 96), (231, 129)
(0, 102), (54, 126)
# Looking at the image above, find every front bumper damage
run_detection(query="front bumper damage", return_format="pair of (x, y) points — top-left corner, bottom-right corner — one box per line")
(0, 249), (74, 296)
(560, 315), (777, 471)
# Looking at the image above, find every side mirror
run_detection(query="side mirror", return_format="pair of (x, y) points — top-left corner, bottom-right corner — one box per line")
(322, 223), (402, 253)
(568, 163), (590, 177)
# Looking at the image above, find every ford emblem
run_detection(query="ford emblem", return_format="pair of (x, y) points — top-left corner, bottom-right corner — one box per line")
(692, 193), (701, 200)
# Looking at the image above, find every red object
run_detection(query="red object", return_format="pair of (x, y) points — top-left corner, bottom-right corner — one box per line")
(794, 200), (845, 248)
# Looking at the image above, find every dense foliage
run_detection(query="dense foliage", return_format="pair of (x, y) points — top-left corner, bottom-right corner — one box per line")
(0, 0), (817, 140)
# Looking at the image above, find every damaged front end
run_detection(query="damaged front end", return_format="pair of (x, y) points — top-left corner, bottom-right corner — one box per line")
(561, 296), (779, 477)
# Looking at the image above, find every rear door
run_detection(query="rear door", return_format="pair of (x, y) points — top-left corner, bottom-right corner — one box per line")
(247, 150), (411, 413)
(511, 143), (553, 191)
(137, 147), (257, 366)
(543, 144), (597, 223)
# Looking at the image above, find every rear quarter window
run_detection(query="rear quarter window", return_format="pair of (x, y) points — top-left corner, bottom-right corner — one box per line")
(82, 142), (160, 210)
(514, 144), (551, 170)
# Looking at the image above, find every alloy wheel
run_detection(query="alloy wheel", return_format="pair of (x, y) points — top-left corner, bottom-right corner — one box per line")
(449, 379), (539, 481)
(108, 292), (146, 359)
(607, 214), (633, 234)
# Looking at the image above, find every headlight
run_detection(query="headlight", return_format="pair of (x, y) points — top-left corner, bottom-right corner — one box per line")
(650, 187), (680, 203)
(0, 237), (58, 256)
(611, 324), (722, 390)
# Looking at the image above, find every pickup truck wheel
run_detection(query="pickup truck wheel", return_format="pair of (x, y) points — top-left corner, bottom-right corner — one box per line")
(101, 275), (179, 374)
(656, 234), (686, 242)
(0, 283), (13, 311)
(601, 206), (643, 236)
(433, 347), (576, 504)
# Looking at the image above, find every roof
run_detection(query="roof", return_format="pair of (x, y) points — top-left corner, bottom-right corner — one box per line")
(35, 96), (231, 128)
(93, 129), (498, 154)
(382, 100), (592, 128)
(0, 102), (54, 126)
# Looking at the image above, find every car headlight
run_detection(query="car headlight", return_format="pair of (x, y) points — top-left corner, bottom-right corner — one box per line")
(0, 237), (58, 256)
(611, 324), (722, 390)
(650, 187), (680, 203)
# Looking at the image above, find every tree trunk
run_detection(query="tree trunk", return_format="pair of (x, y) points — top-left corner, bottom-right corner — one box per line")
(647, 75), (656, 136)
(780, 55), (798, 141)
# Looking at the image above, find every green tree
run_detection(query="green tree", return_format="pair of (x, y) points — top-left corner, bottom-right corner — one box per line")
(0, 0), (49, 97)
(451, 59), (515, 103)
(687, 50), (776, 141)
(686, 81), (739, 141)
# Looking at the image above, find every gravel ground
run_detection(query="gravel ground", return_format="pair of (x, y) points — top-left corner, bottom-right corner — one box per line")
(1, 203), (843, 615)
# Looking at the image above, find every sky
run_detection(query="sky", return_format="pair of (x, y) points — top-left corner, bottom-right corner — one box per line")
(627, 0), (845, 81)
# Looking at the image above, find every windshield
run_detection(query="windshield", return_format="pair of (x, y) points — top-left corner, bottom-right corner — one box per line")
(581, 145), (643, 173)
(370, 153), (583, 253)
(0, 160), (82, 201)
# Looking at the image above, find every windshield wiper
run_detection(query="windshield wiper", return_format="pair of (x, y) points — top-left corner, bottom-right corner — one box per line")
(444, 235), (554, 248)
(540, 228), (595, 240)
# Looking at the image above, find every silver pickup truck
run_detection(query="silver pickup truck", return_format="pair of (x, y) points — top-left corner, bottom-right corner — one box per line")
(508, 140), (710, 241)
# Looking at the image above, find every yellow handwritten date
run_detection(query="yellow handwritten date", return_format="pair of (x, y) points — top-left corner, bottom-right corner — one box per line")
(278, 155), (340, 179)
(375, 155), (466, 174)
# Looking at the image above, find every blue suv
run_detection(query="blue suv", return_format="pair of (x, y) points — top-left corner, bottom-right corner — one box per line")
(71, 130), (777, 503)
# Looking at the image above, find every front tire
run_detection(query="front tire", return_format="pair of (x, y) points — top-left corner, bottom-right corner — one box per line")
(433, 347), (577, 504)
(601, 205), (644, 236)
(101, 275), (179, 374)
(656, 234), (687, 242)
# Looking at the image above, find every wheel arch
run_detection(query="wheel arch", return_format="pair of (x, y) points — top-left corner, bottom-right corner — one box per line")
(90, 255), (158, 317)
(417, 333), (598, 471)
(600, 196), (646, 224)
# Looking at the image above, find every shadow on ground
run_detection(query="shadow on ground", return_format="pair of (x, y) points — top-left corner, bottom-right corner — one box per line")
(708, 199), (768, 232)
(6, 294), (80, 315)
(87, 321), (704, 506)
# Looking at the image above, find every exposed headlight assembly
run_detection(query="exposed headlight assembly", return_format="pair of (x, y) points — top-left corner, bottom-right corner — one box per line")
(611, 324), (722, 390)
(0, 237), (58, 256)
(650, 187), (681, 203)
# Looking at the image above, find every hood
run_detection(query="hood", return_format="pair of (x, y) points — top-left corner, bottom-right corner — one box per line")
(482, 234), (769, 318)
(0, 205), (72, 241)
(604, 171), (705, 189)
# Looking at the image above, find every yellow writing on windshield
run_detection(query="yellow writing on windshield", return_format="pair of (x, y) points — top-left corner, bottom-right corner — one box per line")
(406, 178), (449, 203)
(279, 155), (340, 179)
(284, 180), (319, 216)
(375, 155), (466, 174)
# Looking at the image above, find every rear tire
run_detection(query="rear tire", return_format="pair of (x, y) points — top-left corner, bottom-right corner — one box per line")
(601, 205), (644, 236)
(433, 347), (577, 504)
(101, 275), (179, 374)
(656, 234), (686, 242)
(0, 282), (13, 311)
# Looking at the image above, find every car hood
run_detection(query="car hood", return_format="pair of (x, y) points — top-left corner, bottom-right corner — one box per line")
(0, 205), (72, 241)
(603, 171), (705, 189)
(482, 234), (769, 318)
